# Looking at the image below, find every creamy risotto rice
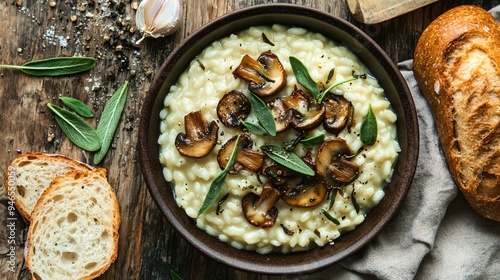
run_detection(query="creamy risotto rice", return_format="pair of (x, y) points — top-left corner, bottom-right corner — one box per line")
(159, 25), (400, 253)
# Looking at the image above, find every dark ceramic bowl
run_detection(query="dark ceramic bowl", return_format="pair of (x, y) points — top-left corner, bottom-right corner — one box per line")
(139, 3), (419, 275)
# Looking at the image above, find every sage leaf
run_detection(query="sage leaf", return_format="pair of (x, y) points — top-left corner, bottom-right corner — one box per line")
(198, 135), (241, 216)
(94, 81), (129, 164)
(322, 210), (340, 225)
(0, 57), (95, 76)
(47, 103), (101, 151)
(59, 96), (94, 117)
(261, 145), (315, 176)
(249, 92), (276, 136)
(360, 104), (377, 146)
(241, 120), (267, 136)
(300, 134), (325, 148)
(289, 56), (319, 100)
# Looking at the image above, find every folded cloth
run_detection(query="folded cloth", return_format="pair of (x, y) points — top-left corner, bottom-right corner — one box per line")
(288, 7), (500, 279)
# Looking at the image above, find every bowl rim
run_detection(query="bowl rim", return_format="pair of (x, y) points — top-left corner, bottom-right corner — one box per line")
(139, 3), (419, 275)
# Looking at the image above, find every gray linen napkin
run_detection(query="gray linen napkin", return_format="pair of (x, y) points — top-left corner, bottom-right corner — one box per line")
(289, 6), (500, 279)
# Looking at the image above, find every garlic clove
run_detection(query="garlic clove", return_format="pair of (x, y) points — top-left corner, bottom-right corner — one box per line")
(135, 0), (182, 44)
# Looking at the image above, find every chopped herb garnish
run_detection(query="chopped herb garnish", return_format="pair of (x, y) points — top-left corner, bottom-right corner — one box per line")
(280, 224), (294, 236)
(326, 68), (335, 84)
(352, 188), (360, 213)
(261, 32), (275, 46)
(322, 210), (340, 225)
(216, 193), (230, 215)
(196, 59), (206, 71)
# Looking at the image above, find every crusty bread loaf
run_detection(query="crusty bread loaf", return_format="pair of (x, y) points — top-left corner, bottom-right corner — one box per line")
(26, 168), (120, 280)
(414, 5), (500, 221)
(5, 153), (92, 221)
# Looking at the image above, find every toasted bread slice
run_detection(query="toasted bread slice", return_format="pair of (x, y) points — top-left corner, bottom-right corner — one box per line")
(26, 168), (120, 280)
(5, 153), (92, 221)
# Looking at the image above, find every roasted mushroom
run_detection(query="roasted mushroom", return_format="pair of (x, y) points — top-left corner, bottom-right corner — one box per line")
(232, 51), (286, 97)
(217, 90), (251, 127)
(242, 183), (280, 228)
(261, 158), (297, 185)
(323, 93), (354, 134)
(217, 134), (265, 174)
(316, 138), (359, 189)
(266, 98), (292, 133)
(278, 174), (327, 207)
(283, 86), (325, 130)
(175, 110), (219, 158)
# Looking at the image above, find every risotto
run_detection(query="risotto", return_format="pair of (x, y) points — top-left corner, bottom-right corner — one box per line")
(158, 25), (400, 254)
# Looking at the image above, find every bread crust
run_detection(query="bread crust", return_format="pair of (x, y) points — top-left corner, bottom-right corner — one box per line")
(4, 153), (92, 221)
(414, 5), (500, 221)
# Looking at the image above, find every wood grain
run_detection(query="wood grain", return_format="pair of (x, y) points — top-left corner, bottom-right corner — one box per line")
(0, 1), (498, 279)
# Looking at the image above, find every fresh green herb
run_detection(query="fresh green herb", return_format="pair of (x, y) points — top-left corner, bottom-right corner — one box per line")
(316, 77), (357, 103)
(198, 135), (240, 216)
(289, 56), (319, 99)
(328, 189), (337, 210)
(352, 188), (360, 213)
(322, 210), (340, 225)
(262, 32), (275, 46)
(216, 193), (230, 215)
(170, 270), (183, 280)
(325, 68), (335, 85)
(94, 81), (129, 164)
(196, 59), (206, 71)
(360, 104), (377, 146)
(0, 57), (95, 76)
(261, 145), (315, 176)
(280, 224), (294, 236)
(249, 92), (276, 136)
(47, 103), (101, 151)
(282, 132), (305, 151)
(59, 96), (94, 118)
(300, 134), (325, 148)
(241, 120), (267, 136)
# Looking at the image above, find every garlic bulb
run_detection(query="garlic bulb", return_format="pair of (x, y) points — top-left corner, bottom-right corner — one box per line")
(135, 0), (182, 44)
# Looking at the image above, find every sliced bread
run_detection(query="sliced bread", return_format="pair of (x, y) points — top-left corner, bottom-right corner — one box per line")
(5, 153), (92, 221)
(26, 168), (120, 280)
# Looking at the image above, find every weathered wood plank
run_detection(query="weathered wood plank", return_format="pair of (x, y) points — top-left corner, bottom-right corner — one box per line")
(1, 1), (499, 280)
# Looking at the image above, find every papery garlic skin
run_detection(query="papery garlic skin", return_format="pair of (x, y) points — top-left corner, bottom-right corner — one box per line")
(136, 0), (182, 44)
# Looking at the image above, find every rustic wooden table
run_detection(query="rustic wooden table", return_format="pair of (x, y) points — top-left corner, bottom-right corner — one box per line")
(1, 0), (498, 279)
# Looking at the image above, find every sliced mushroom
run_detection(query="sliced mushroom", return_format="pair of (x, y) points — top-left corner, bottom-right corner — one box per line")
(266, 98), (292, 133)
(323, 93), (354, 134)
(217, 90), (251, 127)
(283, 86), (325, 130)
(175, 110), (219, 158)
(217, 134), (265, 174)
(316, 138), (359, 189)
(242, 183), (280, 228)
(278, 174), (327, 207)
(261, 159), (297, 186)
(232, 51), (286, 97)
